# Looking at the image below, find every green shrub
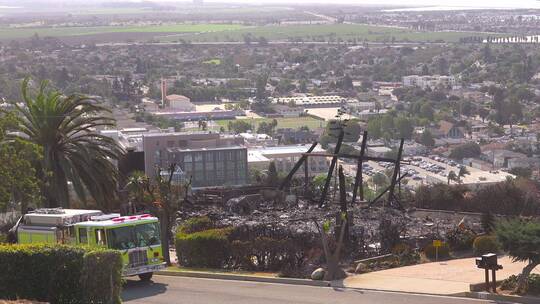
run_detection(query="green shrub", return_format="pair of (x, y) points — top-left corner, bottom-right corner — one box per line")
(473, 235), (500, 256)
(530, 274), (540, 295)
(176, 228), (232, 268)
(0, 233), (7, 244)
(423, 242), (450, 260)
(176, 222), (320, 276)
(500, 274), (540, 295)
(445, 227), (476, 251)
(0, 244), (122, 304)
(178, 216), (214, 234)
(391, 243), (420, 266)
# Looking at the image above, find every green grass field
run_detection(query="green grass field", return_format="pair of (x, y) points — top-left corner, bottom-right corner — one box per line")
(0, 24), (495, 42)
(166, 24), (500, 43)
(203, 59), (222, 65)
(184, 116), (324, 132)
(0, 22), (500, 43)
(0, 24), (245, 40)
(218, 117), (325, 130)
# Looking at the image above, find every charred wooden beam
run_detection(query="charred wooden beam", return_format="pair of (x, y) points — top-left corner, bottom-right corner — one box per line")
(337, 165), (350, 242)
(386, 138), (405, 207)
(279, 142), (318, 190)
(319, 129), (344, 207)
(352, 131), (368, 203)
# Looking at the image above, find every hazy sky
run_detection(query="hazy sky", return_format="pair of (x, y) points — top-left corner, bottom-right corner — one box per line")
(155, 0), (540, 9)
(3, 0), (540, 10)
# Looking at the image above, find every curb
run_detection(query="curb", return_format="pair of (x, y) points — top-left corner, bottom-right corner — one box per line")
(465, 291), (540, 304)
(155, 270), (331, 287)
(469, 279), (505, 292)
(333, 284), (469, 298)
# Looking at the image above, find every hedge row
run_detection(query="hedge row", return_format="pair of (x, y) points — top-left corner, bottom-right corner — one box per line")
(176, 227), (232, 268)
(175, 217), (320, 274)
(0, 244), (123, 304)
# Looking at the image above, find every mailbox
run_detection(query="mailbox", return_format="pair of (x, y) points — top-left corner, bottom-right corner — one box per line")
(475, 253), (503, 293)
(476, 253), (502, 270)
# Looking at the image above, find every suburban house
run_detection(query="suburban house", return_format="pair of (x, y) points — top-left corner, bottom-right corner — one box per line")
(480, 149), (528, 169)
(433, 121), (466, 139)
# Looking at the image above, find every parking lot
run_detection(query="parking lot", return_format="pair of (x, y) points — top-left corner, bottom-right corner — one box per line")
(343, 155), (514, 192)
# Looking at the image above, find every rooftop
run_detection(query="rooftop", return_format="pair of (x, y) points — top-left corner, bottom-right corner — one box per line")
(142, 131), (218, 138)
(75, 215), (159, 227)
(166, 94), (190, 101)
(166, 146), (246, 153)
(251, 144), (324, 156)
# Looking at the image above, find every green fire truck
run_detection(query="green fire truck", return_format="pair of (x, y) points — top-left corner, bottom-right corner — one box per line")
(14, 208), (166, 281)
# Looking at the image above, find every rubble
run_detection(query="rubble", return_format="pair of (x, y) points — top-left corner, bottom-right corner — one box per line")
(177, 195), (484, 255)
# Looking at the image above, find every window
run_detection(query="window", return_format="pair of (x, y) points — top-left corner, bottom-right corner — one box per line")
(95, 229), (106, 246)
(183, 162), (192, 173)
(135, 223), (161, 247)
(59, 226), (75, 244)
(107, 226), (136, 250)
(217, 152), (224, 161)
(78, 228), (88, 244)
(216, 169), (224, 180)
(167, 140), (174, 147)
(237, 161), (245, 170)
(238, 169), (246, 180)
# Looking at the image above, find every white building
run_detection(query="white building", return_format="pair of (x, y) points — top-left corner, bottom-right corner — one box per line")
(141, 98), (159, 112)
(166, 94), (195, 111)
(239, 132), (278, 147)
(402, 75), (456, 90)
(273, 104), (305, 117)
(248, 145), (329, 176)
(271, 95), (355, 108)
(356, 109), (389, 121)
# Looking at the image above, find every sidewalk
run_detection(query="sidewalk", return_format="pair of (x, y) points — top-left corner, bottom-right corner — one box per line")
(341, 256), (539, 295)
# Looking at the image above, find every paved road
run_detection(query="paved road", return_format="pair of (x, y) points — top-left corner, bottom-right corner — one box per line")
(122, 276), (503, 304)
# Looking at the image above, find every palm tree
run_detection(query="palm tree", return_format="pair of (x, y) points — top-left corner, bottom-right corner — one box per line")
(447, 170), (457, 185)
(9, 78), (123, 209)
(458, 166), (470, 184)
